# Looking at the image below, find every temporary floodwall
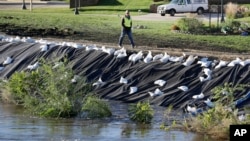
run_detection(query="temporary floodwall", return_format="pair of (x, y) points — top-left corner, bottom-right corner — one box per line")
(0, 38), (249, 111)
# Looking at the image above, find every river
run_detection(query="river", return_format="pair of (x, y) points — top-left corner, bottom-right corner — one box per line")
(0, 101), (213, 141)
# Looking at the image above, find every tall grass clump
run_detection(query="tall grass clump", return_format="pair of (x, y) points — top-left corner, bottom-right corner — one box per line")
(176, 18), (205, 33)
(128, 101), (154, 124)
(0, 79), (13, 103)
(81, 95), (112, 119)
(1, 59), (94, 118)
(225, 2), (238, 19)
(184, 83), (250, 140)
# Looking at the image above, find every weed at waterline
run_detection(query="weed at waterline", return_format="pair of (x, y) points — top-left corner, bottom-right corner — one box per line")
(160, 105), (181, 131)
(81, 95), (112, 119)
(185, 83), (250, 140)
(128, 101), (154, 124)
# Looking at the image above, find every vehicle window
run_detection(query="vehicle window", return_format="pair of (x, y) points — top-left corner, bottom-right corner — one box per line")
(178, 0), (186, 5)
(183, 0), (186, 5)
(170, 0), (179, 4)
(187, 0), (191, 4)
(193, 0), (206, 3)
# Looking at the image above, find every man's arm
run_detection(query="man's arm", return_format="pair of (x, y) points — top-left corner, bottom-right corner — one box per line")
(121, 17), (125, 28)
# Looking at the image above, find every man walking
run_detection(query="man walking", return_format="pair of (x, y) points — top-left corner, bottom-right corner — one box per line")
(118, 10), (135, 48)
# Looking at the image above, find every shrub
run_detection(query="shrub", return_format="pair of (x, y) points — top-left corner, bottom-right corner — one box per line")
(184, 83), (250, 140)
(2, 59), (93, 118)
(237, 5), (250, 18)
(221, 20), (241, 34)
(211, 83), (245, 106)
(128, 101), (154, 124)
(0, 80), (13, 103)
(239, 22), (250, 32)
(3, 71), (28, 104)
(243, 10), (250, 17)
(188, 104), (236, 140)
(176, 17), (205, 33)
(81, 95), (112, 119)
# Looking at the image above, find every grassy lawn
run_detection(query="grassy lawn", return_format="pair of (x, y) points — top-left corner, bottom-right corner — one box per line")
(0, 0), (250, 53)
(78, 0), (165, 13)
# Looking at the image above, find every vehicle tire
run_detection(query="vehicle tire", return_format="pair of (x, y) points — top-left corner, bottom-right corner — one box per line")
(169, 9), (175, 16)
(161, 13), (165, 16)
(197, 8), (204, 15)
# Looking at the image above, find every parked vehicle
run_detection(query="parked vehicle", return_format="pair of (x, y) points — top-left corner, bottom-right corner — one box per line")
(157, 0), (208, 16)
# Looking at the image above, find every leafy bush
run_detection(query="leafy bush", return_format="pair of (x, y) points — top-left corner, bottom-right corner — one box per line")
(236, 5), (250, 18)
(211, 83), (245, 106)
(239, 22), (250, 32)
(221, 20), (241, 34)
(176, 17), (205, 33)
(184, 83), (250, 140)
(187, 104), (236, 140)
(128, 101), (154, 124)
(243, 10), (250, 17)
(3, 59), (93, 118)
(81, 95), (112, 119)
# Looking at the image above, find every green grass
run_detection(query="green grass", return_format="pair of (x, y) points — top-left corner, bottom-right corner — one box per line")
(82, 0), (163, 13)
(1, 0), (250, 53)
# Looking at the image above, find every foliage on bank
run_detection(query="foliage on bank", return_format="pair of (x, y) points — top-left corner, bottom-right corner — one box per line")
(157, 83), (250, 140)
(0, 59), (111, 118)
(82, 95), (112, 119)
(171, 2), (250, 36)
(183, 83), (250, 140)
(128, 101), (154, 124)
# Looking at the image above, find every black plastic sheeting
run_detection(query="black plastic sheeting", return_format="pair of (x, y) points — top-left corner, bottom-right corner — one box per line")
(0, 40), (250, 111)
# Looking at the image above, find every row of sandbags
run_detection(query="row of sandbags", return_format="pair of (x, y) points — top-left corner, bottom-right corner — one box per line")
(0, 40), (250, 111)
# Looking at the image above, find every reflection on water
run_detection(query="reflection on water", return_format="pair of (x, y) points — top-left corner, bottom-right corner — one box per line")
(0, 101), (214, 141)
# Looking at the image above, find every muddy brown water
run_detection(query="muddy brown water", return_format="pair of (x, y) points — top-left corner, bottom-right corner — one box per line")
(0, 100), (219, 141)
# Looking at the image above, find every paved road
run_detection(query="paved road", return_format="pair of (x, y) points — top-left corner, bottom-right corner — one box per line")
(133, 13), (223, 22)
